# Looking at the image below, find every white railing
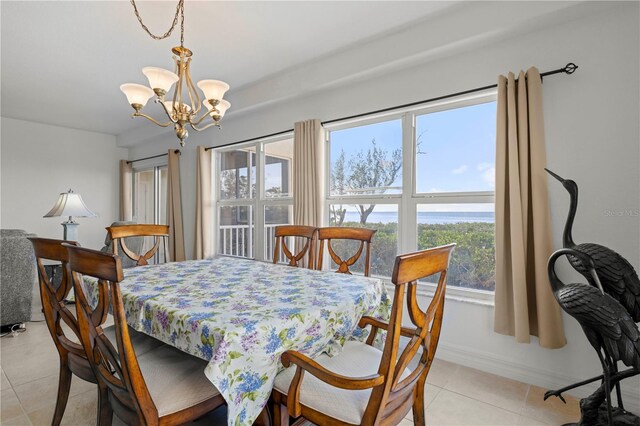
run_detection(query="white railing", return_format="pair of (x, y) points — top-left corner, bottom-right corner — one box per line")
(219, 223), (288, 261)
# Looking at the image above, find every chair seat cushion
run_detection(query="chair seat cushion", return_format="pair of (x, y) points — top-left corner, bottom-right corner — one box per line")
(274, 341), (410, 425)
(136, 344), (221, 417)
(103, 325), (164, 357)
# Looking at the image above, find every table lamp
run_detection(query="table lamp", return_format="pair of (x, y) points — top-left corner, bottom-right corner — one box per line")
(43, 189), (97, 241)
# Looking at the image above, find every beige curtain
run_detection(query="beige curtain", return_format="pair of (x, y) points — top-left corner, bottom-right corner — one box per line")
(167, 149), (186, 262)
(119, 160), (133, 221)
(494, 67), (566, 349)
(195, 146), (213, 259)
(293, 119), (325, 227)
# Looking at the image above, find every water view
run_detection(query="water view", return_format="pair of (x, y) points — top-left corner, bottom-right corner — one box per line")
(341, 211), (495, 225)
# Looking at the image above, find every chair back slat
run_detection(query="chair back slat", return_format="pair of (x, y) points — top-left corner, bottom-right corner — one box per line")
(363, 243), (455, 423)
(391, 244), (453, 285)
(28, 238), (87, 359)
(317, 227), (376, 276)
(65, 244), (157, 424)
(107, 224), (169, 266)
(272, 225), (317, 269)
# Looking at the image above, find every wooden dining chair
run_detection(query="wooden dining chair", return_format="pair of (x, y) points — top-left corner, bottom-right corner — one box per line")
(317, 227), (377, 276)
(28, 238), (163, 426)
(273, 225), (317, 269)
(65, 244), (225, 426)
(106, 224), (170, 266)
(272, 243), (456, 426)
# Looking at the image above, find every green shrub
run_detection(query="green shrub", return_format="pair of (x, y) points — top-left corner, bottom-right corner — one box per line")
(418, 222), (495, 291)
(327, 221), (495, 291)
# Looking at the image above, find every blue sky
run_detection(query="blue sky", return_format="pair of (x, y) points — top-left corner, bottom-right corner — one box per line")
(330, 101), (497, 195)
(416, 101), (496, 193)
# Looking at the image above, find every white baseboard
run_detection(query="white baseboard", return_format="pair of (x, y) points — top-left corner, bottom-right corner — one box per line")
(435, 341), (640, 415)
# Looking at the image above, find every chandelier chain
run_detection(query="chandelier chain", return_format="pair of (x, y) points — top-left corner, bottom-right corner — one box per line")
(180, 1), (185, 47)
(129, 0), (184, 44)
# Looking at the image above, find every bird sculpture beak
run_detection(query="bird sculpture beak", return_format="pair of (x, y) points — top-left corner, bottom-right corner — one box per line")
(544, 168), (565, 183)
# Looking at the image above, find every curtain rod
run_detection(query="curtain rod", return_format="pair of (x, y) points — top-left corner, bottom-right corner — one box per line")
(127, 149), (181, 165)
(198, 61), (576, 152)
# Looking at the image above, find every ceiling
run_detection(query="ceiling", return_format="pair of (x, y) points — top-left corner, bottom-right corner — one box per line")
(0, 1), (458, 136)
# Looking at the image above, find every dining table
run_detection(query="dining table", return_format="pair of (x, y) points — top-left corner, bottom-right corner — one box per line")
(81, 256), (390, 426)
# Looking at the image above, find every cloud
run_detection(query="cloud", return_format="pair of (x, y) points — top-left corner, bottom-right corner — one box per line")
(482, 167), (495, 188)
(451, 165), (468, 175)
(477, 162), (493, 171)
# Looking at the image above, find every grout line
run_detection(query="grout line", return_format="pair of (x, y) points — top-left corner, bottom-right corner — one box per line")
(520, 385), (532, 416)
(6, 371), (59, 392)
(434, 387), (530, 418)
(425, 385), (442, 410)
(1, 367), (14, 391)
(1, 386), (30, 423)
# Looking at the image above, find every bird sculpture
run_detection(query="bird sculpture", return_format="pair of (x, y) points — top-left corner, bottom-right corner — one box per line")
(547, 248), (640, 425)
(546, 168), (640, 323)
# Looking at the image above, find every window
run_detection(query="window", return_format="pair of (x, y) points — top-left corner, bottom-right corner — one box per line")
(133, 165), (167, 225)
(328, 117), (403, 277)
(132, 165), (168, 263)
(215, 137), (294, 261)
(327, 94), (496, 292)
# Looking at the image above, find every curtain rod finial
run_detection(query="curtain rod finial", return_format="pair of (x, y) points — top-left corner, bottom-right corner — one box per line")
(564, 63), (578, 74)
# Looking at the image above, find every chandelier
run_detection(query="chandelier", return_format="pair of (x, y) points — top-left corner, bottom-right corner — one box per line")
(120, 0), (230, 146)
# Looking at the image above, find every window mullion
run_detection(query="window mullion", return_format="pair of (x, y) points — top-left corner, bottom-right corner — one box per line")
(154, 166), (160, 225)
(212, 152), (219, 256)
(401, 112), (417, 253)
(255, 143), (265, 261)
(324, 131), (331, 226)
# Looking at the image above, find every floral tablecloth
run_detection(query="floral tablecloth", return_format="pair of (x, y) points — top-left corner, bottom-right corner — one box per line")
(82, 257), (389, 426)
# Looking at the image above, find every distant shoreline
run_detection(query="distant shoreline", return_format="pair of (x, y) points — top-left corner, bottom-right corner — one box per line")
(339, 211), (495, 225)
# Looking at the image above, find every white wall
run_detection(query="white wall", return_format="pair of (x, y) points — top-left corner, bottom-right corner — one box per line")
(1, 117), (128, 249)
(126, 2), (640, 407)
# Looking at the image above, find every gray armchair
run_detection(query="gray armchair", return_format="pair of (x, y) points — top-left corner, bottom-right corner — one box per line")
(1, 229), (37, 326)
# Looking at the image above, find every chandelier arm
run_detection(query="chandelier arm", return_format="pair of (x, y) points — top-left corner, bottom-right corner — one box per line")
(190, 121), (220, 132)
(191, 111), (215, 126)
(133, 112), (174, 127)
(185, 59), (202, 115)
(173, 57), (184, 109)
(156, 99), (178, 122)
(184, 64), (196, 112)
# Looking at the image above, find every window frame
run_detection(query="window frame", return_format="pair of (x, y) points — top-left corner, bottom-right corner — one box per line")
(213, 133), (294, 261)
(325, 91), (497, 301)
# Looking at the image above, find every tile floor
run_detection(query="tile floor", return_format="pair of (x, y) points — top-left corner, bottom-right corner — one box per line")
(1, 321), (581, 426)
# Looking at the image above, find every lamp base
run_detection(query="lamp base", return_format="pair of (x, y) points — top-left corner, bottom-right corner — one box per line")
(62, 221), (79, 242)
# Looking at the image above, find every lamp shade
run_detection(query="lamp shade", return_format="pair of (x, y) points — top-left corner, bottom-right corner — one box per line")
(216, 99), (231, 117)
(44, 190), (97, 219)
(120, 83), (155, 107)
(197, 79), (229, 101)
(143, 67), (179, 93)
(203, 99), (231, 118)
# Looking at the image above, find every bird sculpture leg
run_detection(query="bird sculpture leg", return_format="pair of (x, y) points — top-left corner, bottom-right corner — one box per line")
(606, 356), (624, 411)
(596, 350), (614, 426)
